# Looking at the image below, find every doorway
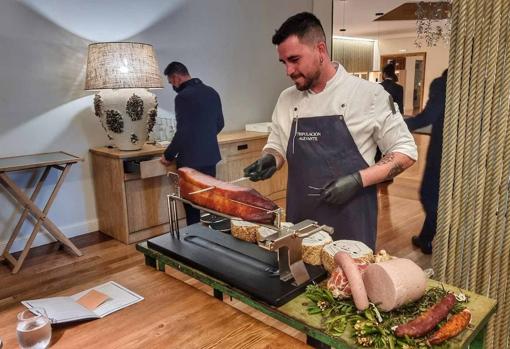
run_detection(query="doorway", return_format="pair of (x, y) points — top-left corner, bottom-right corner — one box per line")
(381, 53), (427, 115)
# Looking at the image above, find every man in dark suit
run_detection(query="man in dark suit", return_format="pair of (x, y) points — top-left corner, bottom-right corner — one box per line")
(405, 69), (448, 254)
(160, 61), (225, 225)
(380, 63), (404, 114)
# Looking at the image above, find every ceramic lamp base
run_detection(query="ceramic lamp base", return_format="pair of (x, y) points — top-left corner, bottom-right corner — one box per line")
(93, 88), (158, 151)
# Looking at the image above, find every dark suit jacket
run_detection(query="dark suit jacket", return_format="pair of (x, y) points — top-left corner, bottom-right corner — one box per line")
(164, 78), (225, 168)
(405, 75), (447, 205)
(380, 79), (404, 114)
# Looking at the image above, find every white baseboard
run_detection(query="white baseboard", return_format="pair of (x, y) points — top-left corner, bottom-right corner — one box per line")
(0, 219), (99, 254)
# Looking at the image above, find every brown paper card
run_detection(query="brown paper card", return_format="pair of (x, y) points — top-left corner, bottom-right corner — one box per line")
(76, 290), (109, 310)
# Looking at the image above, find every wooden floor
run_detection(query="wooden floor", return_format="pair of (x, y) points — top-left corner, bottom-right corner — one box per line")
(0, 187), (430, 348)
(376, 184), (431, 269)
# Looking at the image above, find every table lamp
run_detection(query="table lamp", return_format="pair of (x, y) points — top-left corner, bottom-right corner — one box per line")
(85, 42), (163, 150)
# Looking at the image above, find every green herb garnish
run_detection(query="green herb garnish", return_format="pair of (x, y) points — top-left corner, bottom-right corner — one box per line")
(304, 284), (468, 348)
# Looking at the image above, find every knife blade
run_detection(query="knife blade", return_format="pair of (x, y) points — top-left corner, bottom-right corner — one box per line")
(187, 177), (250, 195)
(229, 176), (249, 184)
(228, 199), (278, 213)
(187, 186), (215, 195)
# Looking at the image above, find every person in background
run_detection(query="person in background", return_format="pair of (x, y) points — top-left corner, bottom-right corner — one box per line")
(380, 63), (404, 114)
(243, 12), (417, 249)
(376, 63), (405, 163)
(160, 61), (225, 225)
(406, 69), (448, 254)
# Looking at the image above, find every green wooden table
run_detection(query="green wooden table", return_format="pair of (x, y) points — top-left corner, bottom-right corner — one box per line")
(137, 242), (496, 349)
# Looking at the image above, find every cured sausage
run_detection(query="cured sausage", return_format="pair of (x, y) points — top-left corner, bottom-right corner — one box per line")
(178, 167), (278, 224)
(334, 252), (369, 311)
(428, 309), (471, 345)
(395, 293), (457, 338)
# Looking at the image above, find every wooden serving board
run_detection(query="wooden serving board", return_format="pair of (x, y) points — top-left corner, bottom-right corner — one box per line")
(278, 279), (496, 348)
(137, 242), (496, 349)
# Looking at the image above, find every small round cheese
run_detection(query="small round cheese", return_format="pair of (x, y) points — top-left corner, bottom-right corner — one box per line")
(230, 220), (259, 243)
(302, 231), (333, 265)
(231, 221), (294, 243)
(321, 240), (374, 273)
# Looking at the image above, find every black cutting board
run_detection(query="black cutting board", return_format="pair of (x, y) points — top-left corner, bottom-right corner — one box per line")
(147, 224), (327, 306)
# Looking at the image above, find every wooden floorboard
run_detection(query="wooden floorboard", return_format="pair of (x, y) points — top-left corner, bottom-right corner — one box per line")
(0, 182), (431, 347)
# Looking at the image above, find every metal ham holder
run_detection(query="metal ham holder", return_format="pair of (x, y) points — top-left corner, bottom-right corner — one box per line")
(164, 171), (333, 285)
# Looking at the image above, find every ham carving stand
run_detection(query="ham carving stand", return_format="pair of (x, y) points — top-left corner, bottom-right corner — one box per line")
(145, 172), (332, 306)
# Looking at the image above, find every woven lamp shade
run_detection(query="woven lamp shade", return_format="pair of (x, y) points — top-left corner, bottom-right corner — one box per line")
(85, 42), (163, 90)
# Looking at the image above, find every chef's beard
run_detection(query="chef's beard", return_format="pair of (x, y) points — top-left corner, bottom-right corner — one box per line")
(291, 69), (321, 91)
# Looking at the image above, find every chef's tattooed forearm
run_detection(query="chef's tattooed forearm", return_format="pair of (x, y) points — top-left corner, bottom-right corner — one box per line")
(376, 152), (396, 166)
(376, 152), (405, 180)
(386, 163), (405, 180)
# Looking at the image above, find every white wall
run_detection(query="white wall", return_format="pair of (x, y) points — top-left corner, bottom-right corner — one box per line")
(0, 0), (313, 252)
(312, 0), (333, 57)
(378, 36), (449, 106)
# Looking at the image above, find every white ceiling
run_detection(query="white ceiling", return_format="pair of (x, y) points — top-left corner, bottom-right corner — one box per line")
(332, 0), (433, 40)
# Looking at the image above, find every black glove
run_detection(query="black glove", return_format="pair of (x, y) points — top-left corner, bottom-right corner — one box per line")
(321, 172), (363, 205)
(243, 154), (277, 182)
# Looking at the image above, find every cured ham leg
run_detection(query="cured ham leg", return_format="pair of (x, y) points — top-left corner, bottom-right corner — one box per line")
(178, 167), (278, 224)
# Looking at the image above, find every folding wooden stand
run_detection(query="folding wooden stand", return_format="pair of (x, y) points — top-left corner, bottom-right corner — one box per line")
(0, 152), (83, 273)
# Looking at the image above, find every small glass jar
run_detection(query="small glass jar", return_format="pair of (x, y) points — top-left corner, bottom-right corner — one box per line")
(16, 308), (51, 349)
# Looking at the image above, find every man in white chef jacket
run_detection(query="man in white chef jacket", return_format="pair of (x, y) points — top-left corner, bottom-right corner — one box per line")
(244, 12), (417, 249)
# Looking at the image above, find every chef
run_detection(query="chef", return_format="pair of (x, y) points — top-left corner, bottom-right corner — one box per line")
(244, 12), (417, 249)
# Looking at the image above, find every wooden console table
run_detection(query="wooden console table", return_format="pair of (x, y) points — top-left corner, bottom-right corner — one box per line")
(90, 131), (287, 244)
(0, 151), (83, 273)
(137, 241), (496, 349)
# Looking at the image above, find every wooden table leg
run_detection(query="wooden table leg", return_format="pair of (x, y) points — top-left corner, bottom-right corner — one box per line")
(213, 289), (224, 301)
(306, 335), (330, 349)
(4, 167), (53, 273)
(0, 165), (82, 273)
(0, 168), (81, 255)
(470, 325), (486, 349)
(145, 255), (157, 269)
(2, 167), (51, 260)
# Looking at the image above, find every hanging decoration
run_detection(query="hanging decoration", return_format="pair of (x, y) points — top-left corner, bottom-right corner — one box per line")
(415, 1), (452, 47)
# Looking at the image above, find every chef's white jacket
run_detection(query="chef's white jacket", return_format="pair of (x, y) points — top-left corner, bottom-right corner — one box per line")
(264, 63), (418, 165)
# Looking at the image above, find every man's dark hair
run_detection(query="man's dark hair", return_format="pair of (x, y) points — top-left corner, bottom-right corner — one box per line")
(272, 12), (326, 45)
(383, 63), (398, 82)
(164, 61), (189, 76)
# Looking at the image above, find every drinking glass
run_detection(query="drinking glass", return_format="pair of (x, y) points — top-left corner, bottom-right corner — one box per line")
(16, 308), (51, 349)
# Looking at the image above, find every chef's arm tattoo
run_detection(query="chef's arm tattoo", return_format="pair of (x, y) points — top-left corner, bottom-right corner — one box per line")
(376, 152), (405, 180)
(360, 152), (415, 187)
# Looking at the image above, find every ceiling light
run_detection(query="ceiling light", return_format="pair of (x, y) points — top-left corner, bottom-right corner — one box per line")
(333, 36), (376, 42)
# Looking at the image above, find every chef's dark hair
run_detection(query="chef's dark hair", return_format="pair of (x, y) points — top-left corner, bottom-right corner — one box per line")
(272, 12), (326, 46)
(164, 62), (189, 77)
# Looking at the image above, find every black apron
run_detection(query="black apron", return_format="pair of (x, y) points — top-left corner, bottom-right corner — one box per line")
(285, 112), (377, 250)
